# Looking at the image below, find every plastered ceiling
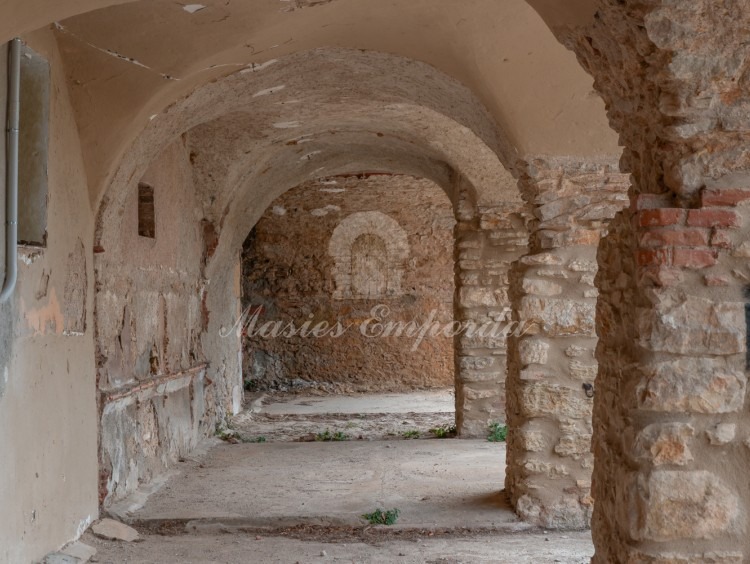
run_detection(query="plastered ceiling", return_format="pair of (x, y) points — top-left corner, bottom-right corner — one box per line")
(7, 0), (618, 206)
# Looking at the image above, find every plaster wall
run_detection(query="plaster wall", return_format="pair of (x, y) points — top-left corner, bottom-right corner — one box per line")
(94, 139), (211, 506)
(0, 30), (98, 563)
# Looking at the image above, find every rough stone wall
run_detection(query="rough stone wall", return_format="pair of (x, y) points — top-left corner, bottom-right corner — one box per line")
(0, 31), (99, 564)
(593, 188), (750, 563)
(505, 158), (629, 529)
(554, 1), (750, 559)
(95, 139), (212, 506)
(564, 1), (750, 202)
(241, 175), (455, 393)
(454, 184), (529, 437)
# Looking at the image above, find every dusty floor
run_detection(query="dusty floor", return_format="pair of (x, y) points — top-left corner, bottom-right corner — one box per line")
(230, 390), (460, 443)
(98, 392), (592, 563)
(124, 440), (517, 528)
(85, 529), (594, 563)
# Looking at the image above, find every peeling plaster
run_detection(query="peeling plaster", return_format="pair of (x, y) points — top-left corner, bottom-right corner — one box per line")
(75, 514), (93, 538)
(299, 150), (321, 161)
(22, 287), (65, 336)
(182, 4), (206, 14)
(19, 249), (44, 265)
(273, 121), (300, 128)
(253, 84), (285, 97)
(310, 204), (340, 217)
(239, 59), (278, 74)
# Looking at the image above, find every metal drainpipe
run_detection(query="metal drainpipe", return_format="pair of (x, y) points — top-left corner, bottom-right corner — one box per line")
(0, 38), (20, 303)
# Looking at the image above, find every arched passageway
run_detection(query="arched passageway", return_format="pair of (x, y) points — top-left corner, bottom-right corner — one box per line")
(91, 47), (530, 507)
(5, 1), (749, 563)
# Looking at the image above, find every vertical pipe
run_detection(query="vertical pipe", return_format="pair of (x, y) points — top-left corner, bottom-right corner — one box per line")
(0, 38), (20, 302)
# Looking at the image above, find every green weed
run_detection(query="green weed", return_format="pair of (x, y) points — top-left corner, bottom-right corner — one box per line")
(362, 508), (400, 525)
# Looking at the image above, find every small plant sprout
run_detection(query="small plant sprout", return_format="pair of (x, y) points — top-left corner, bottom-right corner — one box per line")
(429, 424), (457, 439)
(362, 508), (400, 525)
(487, 422), (508, 442)
(315, 429), (350, 442)
(402, 430), (420, 439)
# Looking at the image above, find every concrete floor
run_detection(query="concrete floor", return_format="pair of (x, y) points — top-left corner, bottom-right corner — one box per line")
(87, 529), (594, 563)
(126, 440), (518, 529)
(100, 392), (594, 563)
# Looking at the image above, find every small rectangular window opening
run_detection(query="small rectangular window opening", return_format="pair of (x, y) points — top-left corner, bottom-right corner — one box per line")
(138, 182), (155, 239)
(17, 43), (50, 247)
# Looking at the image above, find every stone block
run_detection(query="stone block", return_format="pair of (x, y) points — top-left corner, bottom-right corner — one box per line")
(459, 287), (502, 308)
(707, 423), (736, 445)
(630, 471), (740, 541)
(459, 369), (504, 384)
(518, 338), (550, 365)
(568, 259), (598, 272)
(565, 345), (588, 358)
(520, 253), (564, 266)
(517, 429), (547, 452)
(569, 359), (597, 380)
(522, 460), (570, 478)
(554, 431), (592, 458)
(520, 297), (596, 336)
(633, 423), (695, 466)
(61, 542), (97, 563)
(637, 357), (746, 413)
(637, 292), (745, 355)
(522, 277), (563, 296)
(516, 493), (592, 529)
(517, 382), (592, 420)
(458, 356), (495, 370)
(91, 518), (140, 542)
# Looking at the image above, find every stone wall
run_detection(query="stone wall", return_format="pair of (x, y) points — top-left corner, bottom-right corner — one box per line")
(95, 139), (214, 506)
(241, 175), (456, 393)
(505, 158), (629, 528)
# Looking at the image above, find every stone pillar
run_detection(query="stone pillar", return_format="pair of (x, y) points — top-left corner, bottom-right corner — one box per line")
(505, 158), (629, 528)
(454, 190), (529, 437)
(551, 0), (750, 558)
(591, 188), (750, 562)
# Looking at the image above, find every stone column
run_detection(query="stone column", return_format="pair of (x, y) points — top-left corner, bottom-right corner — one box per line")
(592, 188), (750, 562)
(505, 158), (629, 528)
(552, 0), (750, 558)
(454, 190), (529, 437)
